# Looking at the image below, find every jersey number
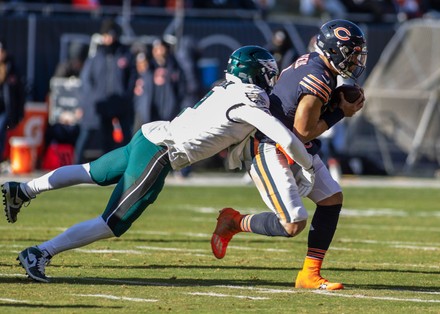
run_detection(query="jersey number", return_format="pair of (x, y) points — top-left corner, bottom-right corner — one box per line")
(294, 54), (310, 69)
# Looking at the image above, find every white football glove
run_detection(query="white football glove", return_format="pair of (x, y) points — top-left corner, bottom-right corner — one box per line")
(295, 166), (315, 197)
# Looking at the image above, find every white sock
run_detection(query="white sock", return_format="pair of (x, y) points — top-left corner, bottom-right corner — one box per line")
(38, 216), (114, 257)
(24, 164), (94, 198)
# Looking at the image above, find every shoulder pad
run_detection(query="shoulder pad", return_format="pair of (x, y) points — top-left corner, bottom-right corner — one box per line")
(243, 84), (269, 109)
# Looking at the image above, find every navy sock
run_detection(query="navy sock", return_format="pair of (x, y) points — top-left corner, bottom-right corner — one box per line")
(307, 204), (342, 259)
(248, 212), (290, 237)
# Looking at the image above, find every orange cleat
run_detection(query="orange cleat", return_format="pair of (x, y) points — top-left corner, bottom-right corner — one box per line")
(295, 270), (344, 290)
(295, 257), (344, 290)
(211, 208), (243, 259)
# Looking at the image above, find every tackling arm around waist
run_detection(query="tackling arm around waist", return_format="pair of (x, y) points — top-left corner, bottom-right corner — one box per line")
(230, 105), (313, 169)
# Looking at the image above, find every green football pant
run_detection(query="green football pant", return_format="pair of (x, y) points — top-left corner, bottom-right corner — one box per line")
(89, 130), (172, 237)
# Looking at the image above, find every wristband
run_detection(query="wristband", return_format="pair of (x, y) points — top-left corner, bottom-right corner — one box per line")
(321, 107), (344, 128)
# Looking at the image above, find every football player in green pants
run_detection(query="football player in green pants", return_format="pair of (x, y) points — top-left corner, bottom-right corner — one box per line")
(2, 46), (315, 283)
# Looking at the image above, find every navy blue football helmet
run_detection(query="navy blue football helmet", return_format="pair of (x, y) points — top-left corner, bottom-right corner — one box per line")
(316, 19), (367, 79)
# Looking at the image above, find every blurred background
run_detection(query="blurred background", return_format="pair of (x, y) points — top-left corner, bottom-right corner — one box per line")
(0, 0), (439, 179)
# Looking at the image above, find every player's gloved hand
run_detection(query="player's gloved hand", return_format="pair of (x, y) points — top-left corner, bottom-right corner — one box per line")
(295, 166), (315, 197)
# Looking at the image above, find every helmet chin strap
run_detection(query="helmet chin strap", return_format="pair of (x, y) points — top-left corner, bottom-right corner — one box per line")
(324, 56), (342, 77)
(315, 47), (352, 79)
(336, 61), (349, 78)
(316, 48), (339, 75)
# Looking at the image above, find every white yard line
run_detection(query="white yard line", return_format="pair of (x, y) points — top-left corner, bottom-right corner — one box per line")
(330, 247), (373, 252)
(74, 249), (144, 254)
(1, 239), (438, 258)
(0, 297), (32, 304)
(184, 205), (440, 219)
(350, 261), (440, 269)
(340, 224), (440, 232)
(128, 230), (211, 236)
(73, 294), (158, 303)
(74, 247), (211, 256)
(2, 173), (440, 188)
(136, 246), (207, 253)
(73, 246), (278, 257)
(342, 208), (440, 218)
(215, 285), (298, 294)
(391, 245), (440, 251)
(2, 223), (440, 234)
(313, 290), (440, 303)
(215, 285), (440, 303)
(186, 292), (269, 300)
(0, 273), (27, 277)
(0, 226), (67, 232)
(76, 276), (189, 287)
(342, 208), (408, 217)
(339, 238), (440, 248)
(1, 272), (438, 304)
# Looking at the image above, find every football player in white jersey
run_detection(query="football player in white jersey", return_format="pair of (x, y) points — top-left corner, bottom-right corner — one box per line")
(2, 45), (315, 283)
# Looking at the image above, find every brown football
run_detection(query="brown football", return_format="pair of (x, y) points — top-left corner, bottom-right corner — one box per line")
(330, 84), (362, 104)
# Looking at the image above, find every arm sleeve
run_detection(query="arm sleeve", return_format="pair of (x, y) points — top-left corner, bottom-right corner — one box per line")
(230, 105), (313, 169)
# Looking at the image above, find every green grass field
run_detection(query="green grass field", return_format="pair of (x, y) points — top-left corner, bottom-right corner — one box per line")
(0, 182), (439, 313)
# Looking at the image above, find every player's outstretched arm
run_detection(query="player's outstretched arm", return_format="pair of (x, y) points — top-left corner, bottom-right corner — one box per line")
(233, 105), (313, 170)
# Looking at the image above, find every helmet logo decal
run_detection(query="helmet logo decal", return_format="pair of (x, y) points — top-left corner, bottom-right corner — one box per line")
(334, 27), (351, 41)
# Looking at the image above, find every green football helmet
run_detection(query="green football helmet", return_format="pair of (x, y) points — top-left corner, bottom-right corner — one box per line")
(226, 45), (279, 92)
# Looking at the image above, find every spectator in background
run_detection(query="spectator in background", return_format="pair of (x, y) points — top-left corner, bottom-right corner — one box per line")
(173, 35), (201, 112)
(300, 0), (347, 18)
(150, 38), (190, 177)
(192, 0), (257, 9)
(53, 41), (88, 79)
(132, 48), (154, 132)
(393, 0), (423, 21)
(254, 0), (276, 19)
(266, 28), (298, 71)
(45, 41), (88, 151)
(75, 18), (136, 163)
(341, 0), (396, 21)
(150, 38), (185, 122)
(0, 40), (26, 162)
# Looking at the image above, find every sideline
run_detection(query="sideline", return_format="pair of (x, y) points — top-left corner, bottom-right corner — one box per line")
(1, 171), (440, 188)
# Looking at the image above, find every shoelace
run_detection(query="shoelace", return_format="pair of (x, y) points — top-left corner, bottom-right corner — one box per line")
(37, 256), (50, 275)
(318, 283), (329, 290)
(23, 200), (32, 208)
(17, 186), (34, 206)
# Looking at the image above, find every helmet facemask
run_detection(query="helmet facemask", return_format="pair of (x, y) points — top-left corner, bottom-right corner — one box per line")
(334, 44), (367, 79)
(251, 59), (278, 92)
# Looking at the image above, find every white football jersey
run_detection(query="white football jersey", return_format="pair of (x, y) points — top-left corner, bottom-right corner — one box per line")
(142, 74), (270, 170)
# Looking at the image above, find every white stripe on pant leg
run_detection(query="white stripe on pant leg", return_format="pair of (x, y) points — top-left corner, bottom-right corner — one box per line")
(105, 150), (168, 223)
